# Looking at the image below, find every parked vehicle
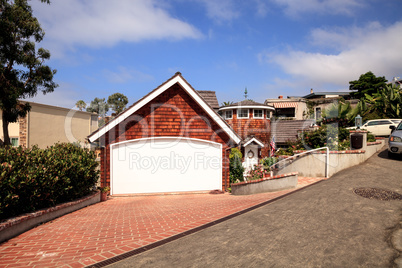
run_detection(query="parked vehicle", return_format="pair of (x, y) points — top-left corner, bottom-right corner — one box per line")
(388, 122), (402, 157)
(347, 119), (402, 136)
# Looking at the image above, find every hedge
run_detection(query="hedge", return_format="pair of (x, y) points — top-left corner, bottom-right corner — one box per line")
(0, 143), (99, 220)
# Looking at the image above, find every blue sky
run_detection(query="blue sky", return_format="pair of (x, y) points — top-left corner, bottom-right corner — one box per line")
(27, 0), (402, 111)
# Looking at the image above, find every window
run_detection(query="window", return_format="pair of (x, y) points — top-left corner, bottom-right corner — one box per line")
(377, 120), (392, 125)
(224, 110), (233, 119)
(237, 109), (249, 118)
(11, 137), (18, 147)
(275, 108), (295, 118)
(367, 121), (378, 126)
(253, 109), (263, 119)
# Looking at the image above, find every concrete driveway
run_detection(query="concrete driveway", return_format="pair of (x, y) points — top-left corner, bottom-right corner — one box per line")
(108, 148), (402, 268)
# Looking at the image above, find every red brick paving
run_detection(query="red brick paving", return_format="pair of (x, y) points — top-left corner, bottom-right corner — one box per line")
(0, 177), (326, 268)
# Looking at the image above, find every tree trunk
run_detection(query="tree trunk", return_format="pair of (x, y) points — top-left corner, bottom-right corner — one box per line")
(2, 111), (11, 146)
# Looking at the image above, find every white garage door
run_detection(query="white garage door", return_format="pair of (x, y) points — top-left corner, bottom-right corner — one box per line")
(111, 137), (222, 195)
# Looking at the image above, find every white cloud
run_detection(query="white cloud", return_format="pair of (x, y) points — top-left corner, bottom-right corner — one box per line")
(31, 0), (202, 57)
(195, 0), (240, 23)
(260, 21), (402, 88)
(269, 0), (365, 17)
(103, 67), (154, 84)
(253, 0), (269, 17)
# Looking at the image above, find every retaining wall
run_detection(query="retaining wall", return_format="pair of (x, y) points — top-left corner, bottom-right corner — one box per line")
(273, 140), (385, 178)
(231, 173), (298, 195)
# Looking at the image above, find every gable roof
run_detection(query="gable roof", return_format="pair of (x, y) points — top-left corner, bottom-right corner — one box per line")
(197, 90), (219, 110)
(88, 72), (241, 144)
(242, 136), (264, 147)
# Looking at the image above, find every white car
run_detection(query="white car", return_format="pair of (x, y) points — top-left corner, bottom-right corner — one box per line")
(347, 119), (402, 136)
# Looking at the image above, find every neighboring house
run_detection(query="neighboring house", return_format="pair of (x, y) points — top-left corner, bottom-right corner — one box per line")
(88, 72), (241, 195)
(265, 95), (307, 120)
(266, 89), (358, 121)
(0, 101), (98, 148)
(302, 89), (358, 121)
(218, 100), (275, 170)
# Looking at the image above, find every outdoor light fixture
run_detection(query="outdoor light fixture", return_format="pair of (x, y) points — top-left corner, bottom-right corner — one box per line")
(355, 114), (362, 129)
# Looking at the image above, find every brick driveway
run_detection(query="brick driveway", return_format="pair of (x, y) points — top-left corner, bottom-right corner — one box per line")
(0, 177), (325, 268)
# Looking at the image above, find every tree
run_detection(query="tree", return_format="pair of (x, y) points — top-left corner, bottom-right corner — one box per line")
(86, 98), (109, 114)
(349, 71), (387, 99)
(0, 0), (57, 146)
(107, 93), (128, 115)
(364, 84), (402, 118)
(229, 148), (244, 183)
(221, 101), (234, 106)
(75, 100), (86, 111)
(87, 98), (109, 127)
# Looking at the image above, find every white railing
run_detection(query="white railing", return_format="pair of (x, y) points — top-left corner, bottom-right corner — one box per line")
(270, 147), (329, 178)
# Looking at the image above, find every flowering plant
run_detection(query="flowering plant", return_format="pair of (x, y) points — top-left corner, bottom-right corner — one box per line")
(246, 164), (269, 181)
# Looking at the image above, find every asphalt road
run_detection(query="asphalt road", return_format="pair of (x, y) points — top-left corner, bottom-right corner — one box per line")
(107, 148), (402, 268)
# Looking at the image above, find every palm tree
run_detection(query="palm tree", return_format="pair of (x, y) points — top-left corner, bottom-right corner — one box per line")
(221, 101), (234, 106)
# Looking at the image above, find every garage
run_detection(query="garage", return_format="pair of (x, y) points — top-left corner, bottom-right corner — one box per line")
(88, 72), (241, 194)
(111, 137), (222, 194)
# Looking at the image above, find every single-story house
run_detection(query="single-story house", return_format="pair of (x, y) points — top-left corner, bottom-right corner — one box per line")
(88, 72), (241, 195)
(0, 101), (98, 148)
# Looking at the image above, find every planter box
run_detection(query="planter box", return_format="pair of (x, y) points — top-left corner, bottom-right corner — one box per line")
(231, 172), (298, 195)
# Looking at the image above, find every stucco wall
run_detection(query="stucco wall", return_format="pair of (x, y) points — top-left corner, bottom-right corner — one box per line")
(295, 101), (307, 120)
(28, 103), (98, 148)
(273, 141), (385, 178)
(0, 110), (20, 142)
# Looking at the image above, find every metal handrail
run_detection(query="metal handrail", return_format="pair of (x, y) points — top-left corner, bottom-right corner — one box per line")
(270, 147), (329, 178)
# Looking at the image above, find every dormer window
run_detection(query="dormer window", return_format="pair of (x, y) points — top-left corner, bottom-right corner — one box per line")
(237, 109), (249, 118)
(253, 109), (263, 119)
(224, 110), (233, 119)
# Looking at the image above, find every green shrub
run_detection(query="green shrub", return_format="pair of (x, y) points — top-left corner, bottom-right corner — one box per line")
(0, 143), (99, 220)
(229, 148), (244, 184)
(299, 125), (350, 151)
(367, 132), (376, 142)
(260, 157), (278, 170)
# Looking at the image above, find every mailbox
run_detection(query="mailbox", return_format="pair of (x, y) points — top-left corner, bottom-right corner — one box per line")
(351, 133), (363, 149)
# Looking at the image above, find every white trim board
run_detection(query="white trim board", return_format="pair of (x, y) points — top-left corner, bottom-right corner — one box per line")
(243, 137), (265, 147)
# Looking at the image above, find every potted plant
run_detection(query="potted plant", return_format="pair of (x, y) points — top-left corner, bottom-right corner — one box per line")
(99, 186), (110, 202)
